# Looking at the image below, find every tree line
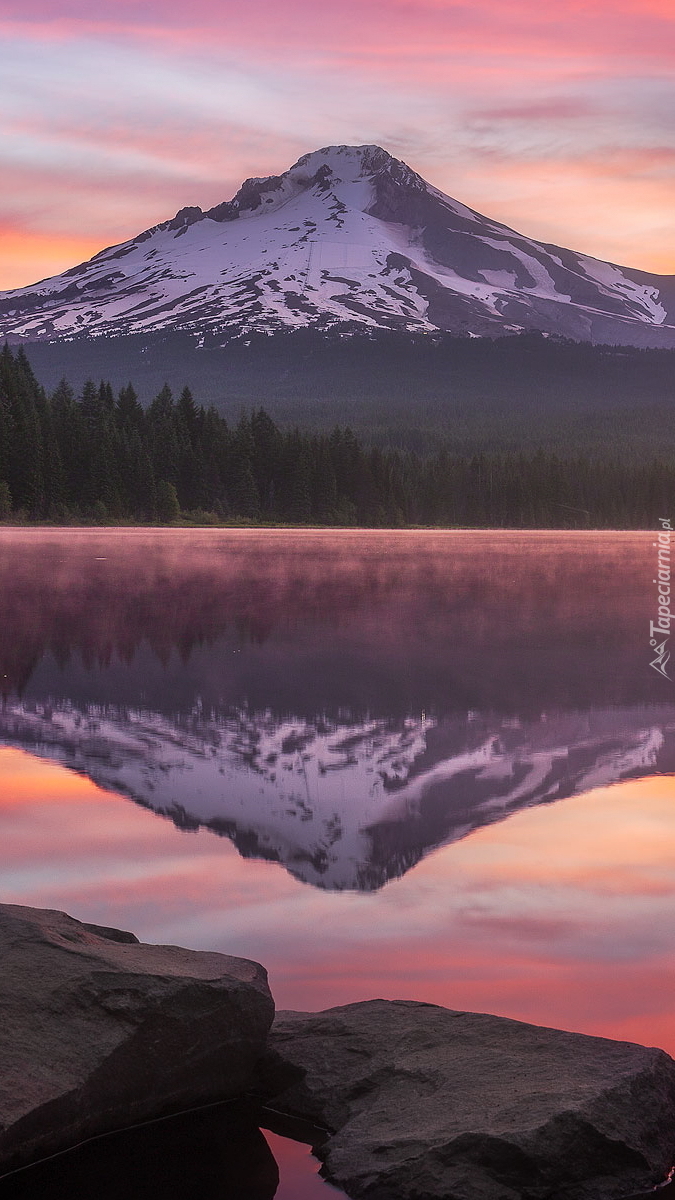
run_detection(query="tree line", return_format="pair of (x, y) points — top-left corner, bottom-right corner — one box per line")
(0, 343), (671, 528)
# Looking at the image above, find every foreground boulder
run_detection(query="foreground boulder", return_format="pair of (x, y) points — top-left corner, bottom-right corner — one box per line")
(256, 999), (675, 1200)
(0, 904), (274, 1173)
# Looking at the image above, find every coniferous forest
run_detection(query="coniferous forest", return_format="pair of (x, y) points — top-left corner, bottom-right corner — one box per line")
(0, 342), (672, 528)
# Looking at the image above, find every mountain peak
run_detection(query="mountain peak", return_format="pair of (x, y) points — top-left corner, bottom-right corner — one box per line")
(284, 144), (429, 199)
(202, 144), (424, 224)
(290, 144), (399, 180)
(2, 144), (674, 348)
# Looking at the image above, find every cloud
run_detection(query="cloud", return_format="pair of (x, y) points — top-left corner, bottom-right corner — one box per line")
(470, 98), (602, 122)
(1, 0), (675, 284)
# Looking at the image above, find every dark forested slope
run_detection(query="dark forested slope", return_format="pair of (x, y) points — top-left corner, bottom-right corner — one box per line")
(19, 330), (675, 456)
(0, 343), (673, 528)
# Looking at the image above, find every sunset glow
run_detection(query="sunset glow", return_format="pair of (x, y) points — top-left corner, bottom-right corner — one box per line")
(4, 744), (675, 1057)
(1, 0), (674, 287)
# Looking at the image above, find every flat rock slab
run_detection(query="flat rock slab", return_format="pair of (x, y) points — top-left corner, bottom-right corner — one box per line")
(257, 999), (675, 1200)
(0, 904), (274, 1173)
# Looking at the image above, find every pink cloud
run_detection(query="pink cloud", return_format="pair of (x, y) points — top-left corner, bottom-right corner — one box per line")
(1, 0), (675, 282)
(4, 1), (675, 66)
(470, 98), (603, 121)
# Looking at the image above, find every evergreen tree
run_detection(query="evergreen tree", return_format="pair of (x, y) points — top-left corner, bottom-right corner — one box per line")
(116, 384), (144, 434)
(156, 480), (180, 522)
(251, 408), (283, 514)
(0, 479), (11, 520)
(1, 346), (44, 514)
(147, 384), (179, 491)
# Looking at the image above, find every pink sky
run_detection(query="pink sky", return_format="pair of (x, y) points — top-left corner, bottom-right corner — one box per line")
(4, 747), (675, 1055)
(1, 0), (674, 288)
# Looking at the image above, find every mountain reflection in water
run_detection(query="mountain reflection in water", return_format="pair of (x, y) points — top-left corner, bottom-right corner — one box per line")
(0, 529), (671, 891)
(2, 529), (675, 1054)
(2, 702), (673, 891)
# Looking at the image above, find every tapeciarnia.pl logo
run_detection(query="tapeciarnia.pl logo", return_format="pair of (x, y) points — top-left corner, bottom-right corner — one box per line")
(650, 518), (673, 679)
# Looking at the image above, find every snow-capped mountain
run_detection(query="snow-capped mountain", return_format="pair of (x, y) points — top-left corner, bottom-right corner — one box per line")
(2, 700), (674, 891)
(2, 145), (675, 347)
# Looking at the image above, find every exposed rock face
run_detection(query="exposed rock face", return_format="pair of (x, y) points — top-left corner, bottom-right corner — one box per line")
(257, 999), (675, 1200)
(0, 904), (274, 1173)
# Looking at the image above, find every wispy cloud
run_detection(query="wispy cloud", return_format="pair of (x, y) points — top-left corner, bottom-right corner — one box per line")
(1, 0), (674, 285)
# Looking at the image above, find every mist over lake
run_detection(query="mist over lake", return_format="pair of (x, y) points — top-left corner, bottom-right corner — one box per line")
(1, 528), (673, 1056)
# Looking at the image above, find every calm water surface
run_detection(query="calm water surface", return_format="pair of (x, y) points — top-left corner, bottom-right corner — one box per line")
(0, 1101), (343, 1200)
(1, 528), (674, 1191)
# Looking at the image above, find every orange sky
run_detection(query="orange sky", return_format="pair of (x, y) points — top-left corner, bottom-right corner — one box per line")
(1, 0), (674, 288)
(3, 745), (675, 1056)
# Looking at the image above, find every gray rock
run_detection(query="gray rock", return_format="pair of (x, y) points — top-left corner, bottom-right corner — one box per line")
(256, 999), (675, 1200)
(0, 904), (274, 1173)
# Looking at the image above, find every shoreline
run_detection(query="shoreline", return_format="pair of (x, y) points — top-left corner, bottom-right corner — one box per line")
(0, 521), (660, 533)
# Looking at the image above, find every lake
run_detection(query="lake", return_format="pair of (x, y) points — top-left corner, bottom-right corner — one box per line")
(1, 528), (674, 1195)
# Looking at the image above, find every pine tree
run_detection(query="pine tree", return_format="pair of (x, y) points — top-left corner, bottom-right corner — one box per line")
(251, 408), (283, 514)
(1, 347), (44, 515)
(0, 479), (11, 519)
(147, 384), (179, 490)
(116, 384), (144, 434)
(156, 480), (180, 522)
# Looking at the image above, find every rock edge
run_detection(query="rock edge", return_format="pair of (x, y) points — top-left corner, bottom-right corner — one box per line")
(255, 998), (675, 1200)
(0, 904), (274, 1174)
